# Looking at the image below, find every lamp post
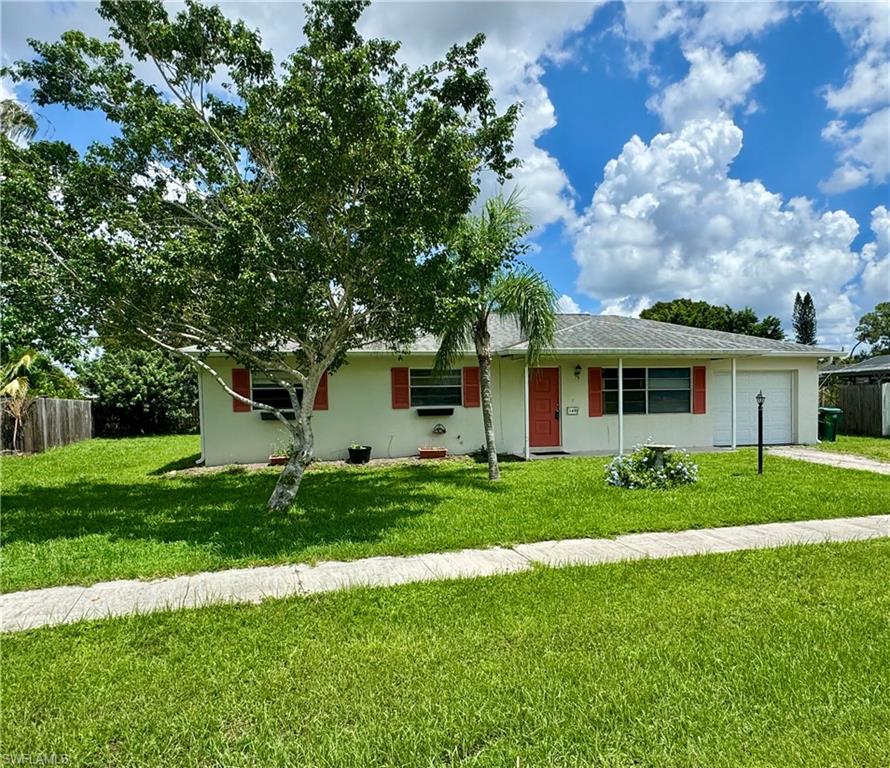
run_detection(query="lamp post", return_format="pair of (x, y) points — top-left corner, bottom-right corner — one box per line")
(756, 390), (765, 474)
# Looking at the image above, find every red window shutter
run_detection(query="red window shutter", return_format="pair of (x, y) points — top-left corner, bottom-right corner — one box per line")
(692, 366), (707, 414)
(463, 366), (480, 407)
(231, 368), (251, 412)
(588, 367), (604, 417)
(313, 371), (329, 411)
(391, 367), (410, 409)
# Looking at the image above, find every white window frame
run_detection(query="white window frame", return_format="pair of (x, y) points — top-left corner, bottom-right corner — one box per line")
(408, 368), (463, 408)
(603, 366), (692, 415)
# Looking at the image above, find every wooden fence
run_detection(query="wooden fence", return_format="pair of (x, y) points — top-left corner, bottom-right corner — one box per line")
(1, 397), (93, 453)
(836, 383), (885, 437)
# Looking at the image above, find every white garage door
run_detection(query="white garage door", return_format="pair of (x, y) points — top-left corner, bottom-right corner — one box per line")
(713, 371), (794, 446)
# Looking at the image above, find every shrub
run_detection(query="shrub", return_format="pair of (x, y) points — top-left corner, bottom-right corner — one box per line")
(606, 442), (699, 490)
(78, 348), (197, 436)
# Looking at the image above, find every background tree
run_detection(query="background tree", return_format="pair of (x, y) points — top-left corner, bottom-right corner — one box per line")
(11, 0), (518, 511)
(792, 292), (817, 345)
(434, 195), (556, 481)
(851, 302), (890, 358)
(0, 136), (91, 365)
(639, 299), (785, 339)
(78, 348), (198, 436)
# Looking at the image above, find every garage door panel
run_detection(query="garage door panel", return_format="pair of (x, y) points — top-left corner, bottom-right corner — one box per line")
(714, 371), (793, 446)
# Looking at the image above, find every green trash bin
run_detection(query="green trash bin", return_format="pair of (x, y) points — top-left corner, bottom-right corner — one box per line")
(818, 407), (843, 442)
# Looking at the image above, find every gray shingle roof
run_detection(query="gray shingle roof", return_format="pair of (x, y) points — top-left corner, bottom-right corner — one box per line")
(357, 314), (835, 357)
(824, 354), (890, 374)
(185, 313), (835, 357)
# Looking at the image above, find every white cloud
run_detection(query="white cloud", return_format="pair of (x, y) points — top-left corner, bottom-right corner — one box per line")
(819, 107), (890, 194)
(570, 118), (869, 345)
(820, 1), (890, 193)
(647, 47), (764, 129)
(556, 294), (581, 314)
(620, 1), (788, 67)
(825, 52), (890, 113)
(858, 205), (890, 311)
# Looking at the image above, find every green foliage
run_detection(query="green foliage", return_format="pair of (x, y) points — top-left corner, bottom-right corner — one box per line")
(640, 298), (785, 339)
(793, 291), (818, 345)
(854, 302), (890, 357)
(10, 0), (519, 505)
(606, 443), (699, 489)
(0, 138), (91, 364)
(78, 348), (197, 436)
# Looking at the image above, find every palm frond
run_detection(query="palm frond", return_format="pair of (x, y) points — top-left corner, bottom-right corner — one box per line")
(491, 267), (557, 367)
(0, 100), (37, 144)
(433, 316), (474, 374)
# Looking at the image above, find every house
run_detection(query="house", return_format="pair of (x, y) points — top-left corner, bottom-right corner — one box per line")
(194, 314), (834, 466)
(820, 354), (890, 385)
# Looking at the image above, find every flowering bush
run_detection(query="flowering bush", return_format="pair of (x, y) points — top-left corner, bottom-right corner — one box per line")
(605, 442), (699, 490)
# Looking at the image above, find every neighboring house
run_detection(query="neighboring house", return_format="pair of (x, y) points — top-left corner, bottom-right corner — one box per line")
(820, 355), (890, 385)
(193, 314), (833, 466)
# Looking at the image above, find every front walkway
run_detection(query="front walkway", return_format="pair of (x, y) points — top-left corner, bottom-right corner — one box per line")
(2, 515), (888, 634)
(768, 446), (890, 475)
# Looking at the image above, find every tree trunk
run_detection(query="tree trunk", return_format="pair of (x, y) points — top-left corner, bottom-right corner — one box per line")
(267, 380), (317, 513)
(476, 334), (500, 481)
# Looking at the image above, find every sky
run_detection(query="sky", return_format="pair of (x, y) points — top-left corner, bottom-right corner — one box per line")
(2, 0), (888, 349)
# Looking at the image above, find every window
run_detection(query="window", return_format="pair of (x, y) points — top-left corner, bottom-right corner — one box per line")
(251, 373), (301, 411)
(647, 367), (691, 413)
(603, 367), (691, 415)
(409, 369), (462, 407)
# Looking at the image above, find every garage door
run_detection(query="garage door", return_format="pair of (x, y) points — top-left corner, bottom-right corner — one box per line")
(713, 371), (794, 446)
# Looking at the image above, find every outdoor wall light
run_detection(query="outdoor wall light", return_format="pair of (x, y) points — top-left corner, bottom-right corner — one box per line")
(574, 364), (582, 380)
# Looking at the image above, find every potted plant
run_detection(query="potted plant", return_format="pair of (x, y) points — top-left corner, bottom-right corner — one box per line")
(418, 446), (448, 459)
(348, 443), (372, 464)
(268, 439), (292, 466)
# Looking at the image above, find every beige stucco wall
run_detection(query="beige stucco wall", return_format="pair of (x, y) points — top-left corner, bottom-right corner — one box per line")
(198, 353), (820, 465)
(199, 354), (528, 466)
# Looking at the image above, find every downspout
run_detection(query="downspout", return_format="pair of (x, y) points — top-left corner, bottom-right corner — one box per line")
(731, 358), (737, 450)
(618, 357), (624, 455)
(523, 363), (529, 460)
(197, 369), (206, 465)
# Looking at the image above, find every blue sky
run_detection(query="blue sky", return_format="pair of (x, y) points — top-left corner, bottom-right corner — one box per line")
(2, 1), (888, 348)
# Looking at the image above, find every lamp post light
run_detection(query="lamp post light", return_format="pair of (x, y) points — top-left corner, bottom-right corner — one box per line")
(755, 390), (765, 474)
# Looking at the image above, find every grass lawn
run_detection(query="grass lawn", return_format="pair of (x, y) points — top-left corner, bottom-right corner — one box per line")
(3, 434), (890, 593)
(819, 435), (890, 462)
(3, 541), (889, 766)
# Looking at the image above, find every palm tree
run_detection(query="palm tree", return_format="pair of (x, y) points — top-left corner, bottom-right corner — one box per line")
(435, 195), (556, 480)
(1, 349), (38, 451)
(0, 99), (37, 144)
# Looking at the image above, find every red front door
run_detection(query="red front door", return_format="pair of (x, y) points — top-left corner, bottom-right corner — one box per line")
(529, 368), (560, 447)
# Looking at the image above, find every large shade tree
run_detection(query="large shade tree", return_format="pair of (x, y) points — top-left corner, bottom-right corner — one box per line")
(434, 194), (556, 481)
(640, 299), (785, 340)
(10, 0), (518, 510)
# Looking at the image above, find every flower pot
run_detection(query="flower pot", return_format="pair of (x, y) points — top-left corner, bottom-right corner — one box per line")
(268, 455), (289, 466)
(418, 447), (448, 460)
(348, 445), (372, 464)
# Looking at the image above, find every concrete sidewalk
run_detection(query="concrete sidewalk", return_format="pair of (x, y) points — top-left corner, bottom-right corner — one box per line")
(2, 514), (888, 634)
(768, 447), (890, 475)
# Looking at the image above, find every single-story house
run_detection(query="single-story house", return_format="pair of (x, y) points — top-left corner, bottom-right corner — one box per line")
(820, 354), (890, 385)
(194, 314), (833, 466)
